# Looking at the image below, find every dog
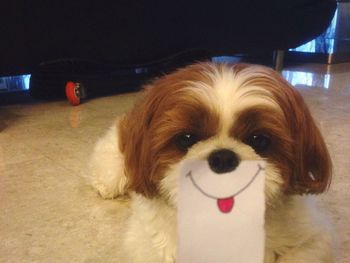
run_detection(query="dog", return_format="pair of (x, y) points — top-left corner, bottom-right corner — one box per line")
(90, 63), (333, 263)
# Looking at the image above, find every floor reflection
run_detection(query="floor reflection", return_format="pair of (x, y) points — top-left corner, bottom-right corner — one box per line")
(283, 70), (331, 89)
(282, 62), (350, 94)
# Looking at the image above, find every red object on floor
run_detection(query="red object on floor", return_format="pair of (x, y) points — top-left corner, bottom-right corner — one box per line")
(65, 81), (81, 106)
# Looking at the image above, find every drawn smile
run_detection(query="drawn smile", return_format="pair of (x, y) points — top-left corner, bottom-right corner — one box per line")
(186, 163), (264, 213)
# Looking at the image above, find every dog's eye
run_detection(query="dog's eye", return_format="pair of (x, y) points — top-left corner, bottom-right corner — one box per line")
(246, 134), (271, 153)
(175, 133), (199, 152)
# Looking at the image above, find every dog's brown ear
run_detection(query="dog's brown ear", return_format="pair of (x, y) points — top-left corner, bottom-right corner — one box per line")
(288, 89), (332, 194)
(237, 64), (332, 194)
(118, 85), (162, 198)
(250, 65), (332, 194)
(118, 63), (218, 198)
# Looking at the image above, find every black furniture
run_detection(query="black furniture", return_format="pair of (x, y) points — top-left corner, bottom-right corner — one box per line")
(0, 0), (337, 99)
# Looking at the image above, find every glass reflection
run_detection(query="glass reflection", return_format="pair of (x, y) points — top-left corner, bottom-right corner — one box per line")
(289, 9), (338, 54)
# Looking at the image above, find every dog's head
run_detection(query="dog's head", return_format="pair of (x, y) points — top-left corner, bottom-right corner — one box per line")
(118, 63), (332, 205)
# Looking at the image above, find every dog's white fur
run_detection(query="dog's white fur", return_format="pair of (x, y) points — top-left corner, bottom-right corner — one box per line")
(90, 63), (333, 263)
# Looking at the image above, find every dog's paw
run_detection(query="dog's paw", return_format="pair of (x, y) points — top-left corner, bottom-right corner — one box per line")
(95, 184), (118, 199)
(93, 181), (117, 199)
(92, 173), (128, 199)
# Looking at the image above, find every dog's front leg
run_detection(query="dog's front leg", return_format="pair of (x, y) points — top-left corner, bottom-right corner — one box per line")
(90, 121), (128, 199)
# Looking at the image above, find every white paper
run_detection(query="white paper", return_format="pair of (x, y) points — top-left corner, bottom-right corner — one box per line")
(177, 160), (266, 263)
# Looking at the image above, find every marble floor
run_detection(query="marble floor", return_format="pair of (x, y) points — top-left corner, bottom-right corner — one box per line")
(0, 62), (349, 262)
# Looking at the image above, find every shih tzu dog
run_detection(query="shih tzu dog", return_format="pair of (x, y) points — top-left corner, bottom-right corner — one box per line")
(90, 63), (333, 263)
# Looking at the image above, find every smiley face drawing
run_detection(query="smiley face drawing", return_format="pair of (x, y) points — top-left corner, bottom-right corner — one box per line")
(186, 161), (265, 213)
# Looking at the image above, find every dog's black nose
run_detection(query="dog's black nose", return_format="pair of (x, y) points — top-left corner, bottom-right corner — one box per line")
(208, 149), (239, 174)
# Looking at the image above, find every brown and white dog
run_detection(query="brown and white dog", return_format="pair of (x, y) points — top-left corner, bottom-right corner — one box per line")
(90, 63), (333, 263)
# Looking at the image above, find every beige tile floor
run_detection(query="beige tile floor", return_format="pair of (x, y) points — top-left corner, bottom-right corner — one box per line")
(0, 63), (349, 262)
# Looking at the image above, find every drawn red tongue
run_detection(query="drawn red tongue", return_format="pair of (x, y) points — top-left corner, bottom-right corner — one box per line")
(217, 197), (234, 213)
